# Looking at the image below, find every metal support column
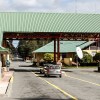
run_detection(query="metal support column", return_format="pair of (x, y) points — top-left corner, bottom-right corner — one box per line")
(54, 38), (56, 63)
(57, 38), (60, 61)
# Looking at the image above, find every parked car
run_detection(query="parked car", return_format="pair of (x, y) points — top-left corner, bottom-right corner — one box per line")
(44, 64), (62, 78)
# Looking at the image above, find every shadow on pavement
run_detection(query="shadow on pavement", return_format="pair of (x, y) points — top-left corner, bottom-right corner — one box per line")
(12, 59), (24, 62)
(15, 98), (73, 100)
(94, 70), (100, 73)
(63, 70), (73, 72)
(34, 72), (61, 78)
(14, 69), (40, 72)
(19, 65), (34, 67)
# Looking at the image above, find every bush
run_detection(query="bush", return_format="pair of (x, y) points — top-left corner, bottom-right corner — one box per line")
(93, 52), (100, 62)
(82, 51), (93, 63)
(82, 52), (93, 63)
(44, 53), (54, 62)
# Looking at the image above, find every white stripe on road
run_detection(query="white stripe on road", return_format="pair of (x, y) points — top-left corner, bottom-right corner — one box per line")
(64, 73), (100, 87)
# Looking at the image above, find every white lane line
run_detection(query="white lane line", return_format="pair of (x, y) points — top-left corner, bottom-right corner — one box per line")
(64, 73), (100, 87)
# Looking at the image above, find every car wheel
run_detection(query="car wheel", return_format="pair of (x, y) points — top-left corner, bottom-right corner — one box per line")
(47, 74), (49, 77)
(59, 75), (62, 78)
(40, 70), (42, 74)
(44, 74), (46, 77)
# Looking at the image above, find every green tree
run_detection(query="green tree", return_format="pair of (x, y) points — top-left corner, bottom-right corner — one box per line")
(18, 40), (52, 58)
(18, 40), (33, 58)
(93, 52), (100, 62)
(82, 51), (93, 63)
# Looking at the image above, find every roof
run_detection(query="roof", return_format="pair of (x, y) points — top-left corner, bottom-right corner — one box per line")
(0, 12), (100, 33)
(33, 41), (95, 53)
(0, 46), (9, 53)
(79, 41), (95, 49)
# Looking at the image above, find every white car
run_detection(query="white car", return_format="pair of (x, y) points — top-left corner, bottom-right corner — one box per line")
(44, 64), (62, 78)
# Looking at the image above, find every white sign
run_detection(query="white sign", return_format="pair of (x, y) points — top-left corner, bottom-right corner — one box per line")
(76, 47), (83, 59)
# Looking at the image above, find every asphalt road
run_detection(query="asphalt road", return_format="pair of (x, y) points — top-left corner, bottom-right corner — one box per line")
(0, 59), (100, 100)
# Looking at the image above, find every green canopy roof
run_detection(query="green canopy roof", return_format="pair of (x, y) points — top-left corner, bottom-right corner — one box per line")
(33, 41), (95, 53)
(0, 12), (100, 45)
(79, 41), (95, 49)
(0, 12), (100, 33)
(0, 46), (9, 53)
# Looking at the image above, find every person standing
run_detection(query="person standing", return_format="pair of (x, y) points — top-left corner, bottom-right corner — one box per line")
(6, 60), (10, 72)
(57, 60), (62, 67)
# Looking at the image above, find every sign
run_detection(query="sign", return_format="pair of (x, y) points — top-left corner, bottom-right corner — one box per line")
(76, 47), (83, 59)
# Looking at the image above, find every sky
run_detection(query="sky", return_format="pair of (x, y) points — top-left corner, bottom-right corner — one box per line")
(12, 40), (19, 48)
(1, 0), (100, 47)
(0, 0), (100, 13)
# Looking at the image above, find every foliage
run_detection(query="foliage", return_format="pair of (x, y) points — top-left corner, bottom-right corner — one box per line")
(18, 40), (51, 58)
(18, 40), (35, 58)
(44, 53), (54, 61)
(93, 52), (100, 61)
(82, 51), (93, 63)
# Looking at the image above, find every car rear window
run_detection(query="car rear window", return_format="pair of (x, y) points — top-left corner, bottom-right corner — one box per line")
(49, 65), (60, 69)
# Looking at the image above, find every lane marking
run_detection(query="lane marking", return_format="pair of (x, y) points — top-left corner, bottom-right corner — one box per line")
(79, 71), (100, 78)
(64, 73), (100, 87)
(32, 72), (78, 100)
(6, 76), (14, 97)
(10, 76), (14, 83)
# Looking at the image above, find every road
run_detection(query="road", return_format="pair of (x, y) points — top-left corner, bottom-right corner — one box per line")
(0, 59), (100, 100)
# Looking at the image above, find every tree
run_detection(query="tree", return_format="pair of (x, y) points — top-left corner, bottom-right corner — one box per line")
(18, 40), (38, 58)
(82, 51), (93, 63)
(18, 40), (52, 58)
(93, 52), (100, 62)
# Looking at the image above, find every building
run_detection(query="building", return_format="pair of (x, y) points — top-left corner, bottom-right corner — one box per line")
(33, 41), (100, 65)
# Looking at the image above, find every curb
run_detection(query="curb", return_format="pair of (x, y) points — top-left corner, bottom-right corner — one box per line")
(5, 76), (14, 94)
(0, 71), (14, 95)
